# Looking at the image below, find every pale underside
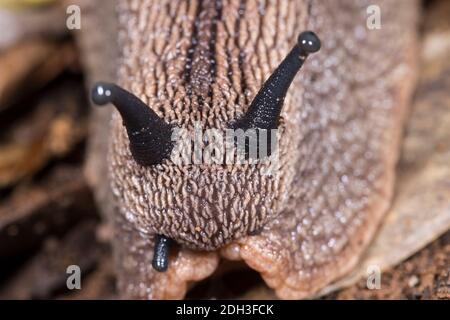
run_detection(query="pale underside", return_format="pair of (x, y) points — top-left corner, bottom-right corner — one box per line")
(75, 0), (450, 300)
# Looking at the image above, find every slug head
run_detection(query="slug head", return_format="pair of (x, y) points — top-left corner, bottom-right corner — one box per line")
(92, 31), (320, 269)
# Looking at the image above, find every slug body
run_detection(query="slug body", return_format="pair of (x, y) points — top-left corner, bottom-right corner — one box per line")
(83, 0), (419, 299)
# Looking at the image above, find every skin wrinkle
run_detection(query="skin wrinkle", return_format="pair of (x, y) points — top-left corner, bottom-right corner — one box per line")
(108, 0), (419, 299)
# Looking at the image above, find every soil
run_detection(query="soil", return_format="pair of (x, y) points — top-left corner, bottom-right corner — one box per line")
(327, 231), (450, 300)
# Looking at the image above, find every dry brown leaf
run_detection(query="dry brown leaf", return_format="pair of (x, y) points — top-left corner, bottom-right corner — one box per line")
(0, 137), (48, 187)
(0, 166), (95, 258)
(0, 5), (66, 50)
(0, 79), (87, 188)
(327, 231), (450, 299)
(0, 40), (76, 110)
(0, 40), (54, 107)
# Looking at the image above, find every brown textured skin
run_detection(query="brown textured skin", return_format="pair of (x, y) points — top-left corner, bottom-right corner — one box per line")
(85, 0), (418, 299)
(221, 0), (419, 299)
(111, 0), (302, 250)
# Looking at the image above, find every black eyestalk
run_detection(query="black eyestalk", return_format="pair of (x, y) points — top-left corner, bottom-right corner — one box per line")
(91, 82), (173, 166)
(232, 31), (321, 131)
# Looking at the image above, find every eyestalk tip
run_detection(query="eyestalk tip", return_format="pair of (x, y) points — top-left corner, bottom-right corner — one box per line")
(91, 82), (114, 106)
(297, 31), (321, 54)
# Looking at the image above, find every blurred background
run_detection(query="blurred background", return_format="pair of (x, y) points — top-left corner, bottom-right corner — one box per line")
(0, 0), (448, 299)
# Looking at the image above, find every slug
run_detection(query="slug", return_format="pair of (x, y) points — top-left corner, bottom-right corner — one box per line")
(80, 0), (419, 299)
